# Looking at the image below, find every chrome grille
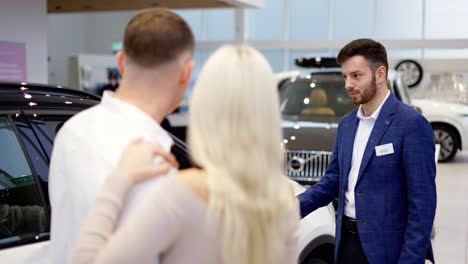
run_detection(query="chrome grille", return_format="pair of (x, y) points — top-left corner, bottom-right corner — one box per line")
(284, 150), (333, 182)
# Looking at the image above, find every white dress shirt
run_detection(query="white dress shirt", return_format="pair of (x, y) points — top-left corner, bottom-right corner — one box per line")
(344, 91), (390, 219)
(49, 91), (173, 264)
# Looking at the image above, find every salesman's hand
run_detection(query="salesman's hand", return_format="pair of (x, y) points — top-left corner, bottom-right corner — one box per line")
(116, 138), (179, 182)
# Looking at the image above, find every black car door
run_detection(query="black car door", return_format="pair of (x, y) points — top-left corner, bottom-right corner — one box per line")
(0, 110), (49, 249)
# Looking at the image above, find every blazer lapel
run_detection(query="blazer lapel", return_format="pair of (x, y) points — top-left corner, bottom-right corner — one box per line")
(341, 110), (359, 187)
(356, 92), (398, 185)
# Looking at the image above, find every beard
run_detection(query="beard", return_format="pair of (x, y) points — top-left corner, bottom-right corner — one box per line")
(350, 75), (377, 105)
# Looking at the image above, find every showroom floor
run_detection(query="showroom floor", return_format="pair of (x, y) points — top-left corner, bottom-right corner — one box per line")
(432, 150), (468, 264)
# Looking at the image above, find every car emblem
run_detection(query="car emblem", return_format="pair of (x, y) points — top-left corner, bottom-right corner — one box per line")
(288, 157), (304, 172)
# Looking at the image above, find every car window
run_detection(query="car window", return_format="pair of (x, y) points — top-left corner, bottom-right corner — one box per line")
(0, 116), (48, 248)
(27, 115), (71, 163)
(20, 114), (74, 208)
(280, 74), (355, 117)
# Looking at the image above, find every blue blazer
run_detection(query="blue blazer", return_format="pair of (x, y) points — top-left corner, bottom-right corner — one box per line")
(298, 92), (436, 264)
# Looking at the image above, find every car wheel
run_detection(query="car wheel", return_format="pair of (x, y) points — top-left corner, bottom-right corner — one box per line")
(395, 59), (423, 88)
(433, 124), (458, 162)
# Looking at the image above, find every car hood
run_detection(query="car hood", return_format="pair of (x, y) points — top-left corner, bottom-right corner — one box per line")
(281, 115), (339, 151)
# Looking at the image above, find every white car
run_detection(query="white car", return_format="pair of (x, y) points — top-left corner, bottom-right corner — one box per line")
(291, 181), (335, 264)
(411, 99), (468, 162)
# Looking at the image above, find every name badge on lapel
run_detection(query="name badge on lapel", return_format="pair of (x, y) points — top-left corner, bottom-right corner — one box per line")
(375, 143), (394, 156)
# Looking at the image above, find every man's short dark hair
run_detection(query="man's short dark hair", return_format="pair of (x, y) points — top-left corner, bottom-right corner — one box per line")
(123, 8), (195, 68)
(337, 38), (388, 74)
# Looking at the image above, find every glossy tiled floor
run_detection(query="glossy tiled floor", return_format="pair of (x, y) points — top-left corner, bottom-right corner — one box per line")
(432, 150), (468, 264)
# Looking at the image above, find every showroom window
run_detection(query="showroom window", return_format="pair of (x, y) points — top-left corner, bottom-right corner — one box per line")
(333, 0), (373, 40)
(425, 0), (468, 39)
(178, 48), (217, 110)
(374, 0), (423, 39)
(176, 9), (235, 42)
(0, 116), (48, 249)
(174, 9), (203, 41)
(175, 8), (235, 103)
(289, 0), (329, 40)
(259, 49), (285, 72)
(205, 9), (235, 41)
(247, 0), (285, 41)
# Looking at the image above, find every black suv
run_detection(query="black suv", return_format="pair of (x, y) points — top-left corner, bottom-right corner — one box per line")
(0, 82), (191, 253)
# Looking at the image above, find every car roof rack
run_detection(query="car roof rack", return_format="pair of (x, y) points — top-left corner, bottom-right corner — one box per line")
(295, 57), (340, 68)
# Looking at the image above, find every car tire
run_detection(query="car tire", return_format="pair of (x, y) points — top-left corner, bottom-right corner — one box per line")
(433, 124), (459, 162)
(301, 243), (334, 264)
(395, 59), (423, 88)
(302, 258), (329, 264)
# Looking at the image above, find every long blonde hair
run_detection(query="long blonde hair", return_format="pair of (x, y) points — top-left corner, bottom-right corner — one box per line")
(188, 45), (296, 264)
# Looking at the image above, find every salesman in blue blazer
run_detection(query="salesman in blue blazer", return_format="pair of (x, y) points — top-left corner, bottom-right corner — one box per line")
(298, 39), (436, 264)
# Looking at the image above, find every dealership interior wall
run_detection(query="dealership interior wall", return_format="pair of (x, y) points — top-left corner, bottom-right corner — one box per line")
(2, 0), (468, 263)
(0, 0), (47, 83)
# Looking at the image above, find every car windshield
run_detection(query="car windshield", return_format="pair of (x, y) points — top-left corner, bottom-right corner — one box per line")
(280, 74), (355, 117)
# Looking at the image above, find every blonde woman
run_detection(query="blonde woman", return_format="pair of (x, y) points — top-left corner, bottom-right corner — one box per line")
(71, 45), (300, 264)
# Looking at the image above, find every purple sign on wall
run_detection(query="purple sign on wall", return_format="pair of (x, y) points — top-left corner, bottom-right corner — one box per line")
(0, 42), (27, 82)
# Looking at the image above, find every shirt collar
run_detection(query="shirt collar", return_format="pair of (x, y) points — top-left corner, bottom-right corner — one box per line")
(100, 91), (173, 148)
(356, 90), (390, 120)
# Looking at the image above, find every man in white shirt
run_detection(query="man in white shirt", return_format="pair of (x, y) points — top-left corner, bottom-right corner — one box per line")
(48, 8), (194, 264)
